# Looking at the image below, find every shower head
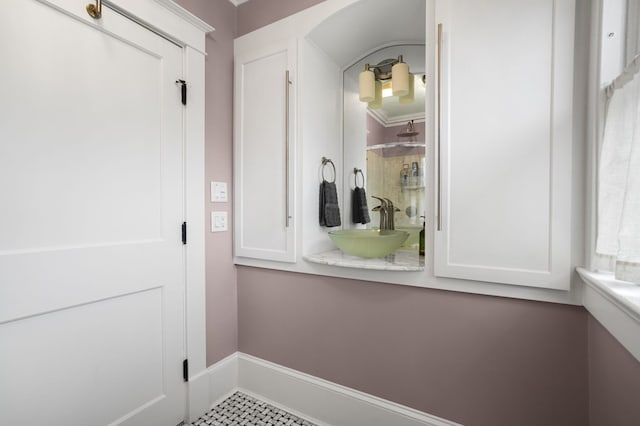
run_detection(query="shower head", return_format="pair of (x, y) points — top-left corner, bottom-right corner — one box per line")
(397, 120), (419, 137)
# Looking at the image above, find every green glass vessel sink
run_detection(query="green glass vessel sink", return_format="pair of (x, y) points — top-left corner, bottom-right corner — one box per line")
(328, 229), (410, 258)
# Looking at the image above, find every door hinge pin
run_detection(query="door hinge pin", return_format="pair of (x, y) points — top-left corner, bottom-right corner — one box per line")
(181, 222), (187, 245)
(183, 359), (189, 382)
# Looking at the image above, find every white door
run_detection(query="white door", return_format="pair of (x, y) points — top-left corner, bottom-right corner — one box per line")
(0, 1), (186, 425)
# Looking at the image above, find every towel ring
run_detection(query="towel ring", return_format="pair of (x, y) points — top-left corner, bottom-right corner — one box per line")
(354, 168), (365, 189)
(321, 157), (336, 183)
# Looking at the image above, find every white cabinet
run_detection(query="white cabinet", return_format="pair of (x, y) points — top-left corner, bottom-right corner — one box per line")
(434, 0), (575, 290)
(234, 39), (297, 262)
(231, 0), (580, 300)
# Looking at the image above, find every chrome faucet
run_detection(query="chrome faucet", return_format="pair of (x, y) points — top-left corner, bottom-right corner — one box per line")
(372, 196), (400, 231)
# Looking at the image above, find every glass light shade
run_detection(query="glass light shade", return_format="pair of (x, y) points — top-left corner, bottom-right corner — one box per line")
(381, 81), (393, 98)
(392, 62), (410, 96)
(359, 69), (375, 102)
(399, 73), (415, 104)
(368, 80), (382, 109)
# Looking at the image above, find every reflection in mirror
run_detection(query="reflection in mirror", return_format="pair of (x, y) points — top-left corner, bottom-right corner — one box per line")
(344, 44), (426, 252)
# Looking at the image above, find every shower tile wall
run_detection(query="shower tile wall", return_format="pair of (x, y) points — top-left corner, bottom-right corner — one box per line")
(367, 149), (426, 247)
(366, 117), (426, 247)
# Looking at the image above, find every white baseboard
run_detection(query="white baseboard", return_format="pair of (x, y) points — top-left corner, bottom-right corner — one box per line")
(186, 352), (237, 422)
(187, 367), (210, 423)
(206, 352), (239, 407)
(236, 353), (461, 426)
(198, 352), (460, 426)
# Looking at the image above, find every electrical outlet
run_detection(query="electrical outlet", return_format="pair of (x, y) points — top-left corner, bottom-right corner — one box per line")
(211, 211), (227, 232)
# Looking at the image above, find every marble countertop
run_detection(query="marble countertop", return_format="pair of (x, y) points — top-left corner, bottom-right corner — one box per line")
(304, 249), (425, 271)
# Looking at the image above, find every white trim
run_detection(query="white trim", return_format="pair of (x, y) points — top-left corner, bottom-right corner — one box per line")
(187, 352), (238, 422)
(152, 0), (215, 33)
(109, 0), (214, 53)
(237, 353), (462, 426)
(187, 367), (211, 422)
(368, 109), (427, 127)
(577, 268), (640, 363)
(198, 353), (461, 426)
(229, 0), (250, 5)
(206, 353), (240, 407)
(183, 46), (209, 421)
(585, 0), (603, 270)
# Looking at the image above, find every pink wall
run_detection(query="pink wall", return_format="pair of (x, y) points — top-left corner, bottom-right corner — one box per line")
(367, 116), (426, 157)
(236, 0), (326, 37)
(174, 0), (238, 365)
(366, 114), (385, 147)
(237, 267), (589, 426)
(588, 316), (640, 425)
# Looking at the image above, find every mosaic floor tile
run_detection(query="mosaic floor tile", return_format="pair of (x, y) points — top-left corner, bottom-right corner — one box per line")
(188, 391), (317, 426)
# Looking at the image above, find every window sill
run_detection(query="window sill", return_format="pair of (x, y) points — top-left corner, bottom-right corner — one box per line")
(576, 267), (640, 363)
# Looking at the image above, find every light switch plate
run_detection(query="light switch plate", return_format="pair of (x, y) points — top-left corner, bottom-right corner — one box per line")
(211, 211), (228, 232)
(211, 181), (228, 202)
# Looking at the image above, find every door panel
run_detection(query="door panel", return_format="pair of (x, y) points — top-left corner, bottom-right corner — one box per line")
(433, 0), (574, 289)
(234, 40), (297, 262)
(0, 1), (185, 425)
(1, 289), (165, 423)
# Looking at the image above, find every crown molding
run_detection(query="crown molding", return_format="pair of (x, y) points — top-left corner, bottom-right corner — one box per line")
(229, 0), (250, 6)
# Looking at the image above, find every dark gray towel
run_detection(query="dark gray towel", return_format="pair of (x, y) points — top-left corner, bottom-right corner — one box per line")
(319, 180), (341, 227)
(351, 187), (371, 224)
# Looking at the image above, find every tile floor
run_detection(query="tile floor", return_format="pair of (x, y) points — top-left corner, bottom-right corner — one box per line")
(188, 391), (318, 426)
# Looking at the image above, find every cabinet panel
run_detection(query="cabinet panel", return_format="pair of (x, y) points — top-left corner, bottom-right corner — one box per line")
(234, 40), (296, 262)
(434, 0), (574, 289)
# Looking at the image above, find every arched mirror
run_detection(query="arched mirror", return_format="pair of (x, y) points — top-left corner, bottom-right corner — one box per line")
(343, 44), (426, 251)
(302, 0), (428, 271)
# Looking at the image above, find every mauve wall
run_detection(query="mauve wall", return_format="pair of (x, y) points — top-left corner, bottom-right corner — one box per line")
(238, 267), (589, 425)
(174, 0), (238, 365)
(366, 117), (427, 147)
(367, 116), (426, 157)
(236, 0), (326, 37)
(588, 316), (640, 426)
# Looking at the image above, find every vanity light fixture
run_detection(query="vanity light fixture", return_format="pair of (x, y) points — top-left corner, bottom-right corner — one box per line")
(358, 55), (412, 107)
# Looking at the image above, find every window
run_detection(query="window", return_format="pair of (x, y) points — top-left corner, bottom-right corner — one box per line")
(595, 0), (640, 284)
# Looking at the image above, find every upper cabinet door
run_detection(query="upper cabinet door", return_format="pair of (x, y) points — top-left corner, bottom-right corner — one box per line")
(234, 39), (297, 262)
(434, 0), (575, 290)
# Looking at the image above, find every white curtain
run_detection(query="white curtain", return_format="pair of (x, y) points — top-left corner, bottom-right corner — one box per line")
(597, 56), (640, 283)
